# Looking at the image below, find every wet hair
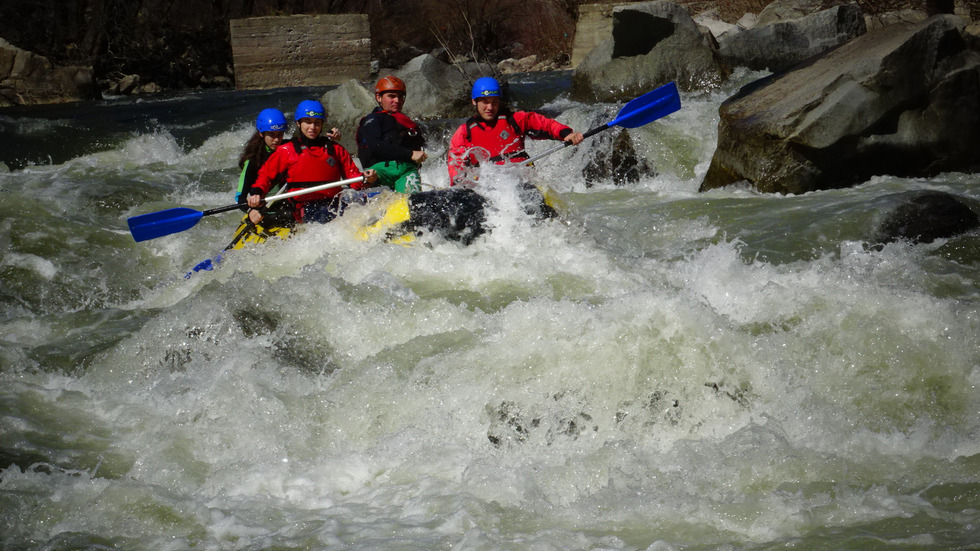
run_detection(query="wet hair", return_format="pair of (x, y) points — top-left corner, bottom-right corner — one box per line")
(238, 132), (266, 169)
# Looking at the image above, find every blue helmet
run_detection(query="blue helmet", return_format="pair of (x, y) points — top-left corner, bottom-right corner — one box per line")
(471, 77), (502, 100)
(256, 108), (287, 133)
(294, 100), (325, 121)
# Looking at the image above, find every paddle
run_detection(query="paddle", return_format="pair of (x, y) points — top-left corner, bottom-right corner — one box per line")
(522, 81), (681, 165)
(128, 176), (365, 242)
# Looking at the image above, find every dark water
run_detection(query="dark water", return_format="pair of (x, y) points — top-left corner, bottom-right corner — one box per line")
(1, 71), (979, 550)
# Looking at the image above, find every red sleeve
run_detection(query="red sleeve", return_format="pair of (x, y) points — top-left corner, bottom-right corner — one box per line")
(253, 146), (291, 195)
(333, 144), (366, 189)
(515, 111), (572, 140)
(447, 124), (471, 186)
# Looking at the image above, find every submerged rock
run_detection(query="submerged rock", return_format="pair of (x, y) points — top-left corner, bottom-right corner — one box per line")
(873, 190), (979, 245)
(582, 129), (654, 186)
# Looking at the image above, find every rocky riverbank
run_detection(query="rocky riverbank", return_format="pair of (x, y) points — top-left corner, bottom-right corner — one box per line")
(562, 0), (979, 197)
(4, 0), (975, 107)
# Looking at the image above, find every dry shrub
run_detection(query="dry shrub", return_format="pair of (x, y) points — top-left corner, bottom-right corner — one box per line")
(507, 0), (580, 60)
(365, 0), (581, 65)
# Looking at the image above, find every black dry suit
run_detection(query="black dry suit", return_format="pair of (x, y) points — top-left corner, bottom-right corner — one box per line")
(355, 107), (426, 168)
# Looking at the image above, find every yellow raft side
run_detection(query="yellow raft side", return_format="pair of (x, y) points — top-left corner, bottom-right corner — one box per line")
(227, 215), (292, 250)
(536, 184), (567, 215)
(222, 184), (564, 253)
(347, 190), (416, 244)
(348, 184), (564, 245)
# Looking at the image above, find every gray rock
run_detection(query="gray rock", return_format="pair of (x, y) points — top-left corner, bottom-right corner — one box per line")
(321, 54), (492, 152)
(582, 129), (654, 186)
(393, 53), (489, 119)
(137, 82), (163, 94)
(572, 1), (727, 101)
(320, 79), (377, 152)
(117, 74), (140, 95)
(701, 15), (980, 195)
(865, 9), (929, 31)
(756, 0), (841, 27)
(0, 38), (93, 106)
(694, 15), (736, 42)
(498, 55), (539, 74)
(717, 3), (867, 73)
(736, 13), (759, 30)
(873, 190), (979, 244)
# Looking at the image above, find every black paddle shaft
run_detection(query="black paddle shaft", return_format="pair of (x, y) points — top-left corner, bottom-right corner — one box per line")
(581, 124), (613, 140)
(202, 203), (245, 217)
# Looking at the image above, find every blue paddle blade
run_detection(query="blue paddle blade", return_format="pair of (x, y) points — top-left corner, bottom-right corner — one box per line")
(128, 207), (204, 242)
(609, 81), (681, 129)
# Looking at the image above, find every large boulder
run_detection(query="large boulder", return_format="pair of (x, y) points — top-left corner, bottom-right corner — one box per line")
(717, 3), (867, 72)
(571, 1), (727, 102)
(321, 53), (489, 151)
(320, 79), (377, 152)
(392, 53), (487, 119)
(0, 38), (93, 106)
(701, 15), (980, 195)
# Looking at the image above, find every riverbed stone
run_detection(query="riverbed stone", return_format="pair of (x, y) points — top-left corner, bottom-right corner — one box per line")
(700, 15), (980, 195)
(755, 0), (842, 27)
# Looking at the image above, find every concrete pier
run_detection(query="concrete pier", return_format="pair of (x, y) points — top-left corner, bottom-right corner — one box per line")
(229, 14), (370, 90)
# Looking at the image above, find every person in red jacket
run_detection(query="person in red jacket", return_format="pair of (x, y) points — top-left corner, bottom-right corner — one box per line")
(447, 76), (583, 186)
(246, 100), (377, 225)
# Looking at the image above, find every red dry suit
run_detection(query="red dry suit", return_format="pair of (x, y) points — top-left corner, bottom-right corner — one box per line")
(447, 110), (573, 186)
(250, 136), (366, 222)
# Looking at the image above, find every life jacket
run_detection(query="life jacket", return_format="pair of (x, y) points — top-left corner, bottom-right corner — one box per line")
(355, 108), (425, 167)
(388, 110), (420, 136)
(463, 112), (527, 163)
(462, 111), (556, 163)
(286, 137), (343, 189)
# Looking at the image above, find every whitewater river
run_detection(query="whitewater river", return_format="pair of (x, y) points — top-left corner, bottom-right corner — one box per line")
(1, 71), (978, 550)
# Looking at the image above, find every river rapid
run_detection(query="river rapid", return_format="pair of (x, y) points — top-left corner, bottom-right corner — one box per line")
(1, 71), (979, 550)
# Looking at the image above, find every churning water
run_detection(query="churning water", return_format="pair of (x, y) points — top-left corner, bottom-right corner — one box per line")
(1, 72), (979, 550)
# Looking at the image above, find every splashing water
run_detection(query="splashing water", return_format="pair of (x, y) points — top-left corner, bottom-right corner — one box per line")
(1, 75), (979, 550)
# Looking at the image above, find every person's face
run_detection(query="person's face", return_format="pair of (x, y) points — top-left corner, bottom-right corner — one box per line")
(473, 97), (500, 122)
(377, 91), (405, 113)
(262, 131), (284, 149)
(298, 118), (323, 140)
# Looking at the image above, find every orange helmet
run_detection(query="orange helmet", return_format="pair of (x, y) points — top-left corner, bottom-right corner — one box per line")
(375, 75), (406, 95)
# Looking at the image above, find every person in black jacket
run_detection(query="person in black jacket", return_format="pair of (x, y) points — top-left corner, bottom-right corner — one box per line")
(356, 76), (428, 193)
